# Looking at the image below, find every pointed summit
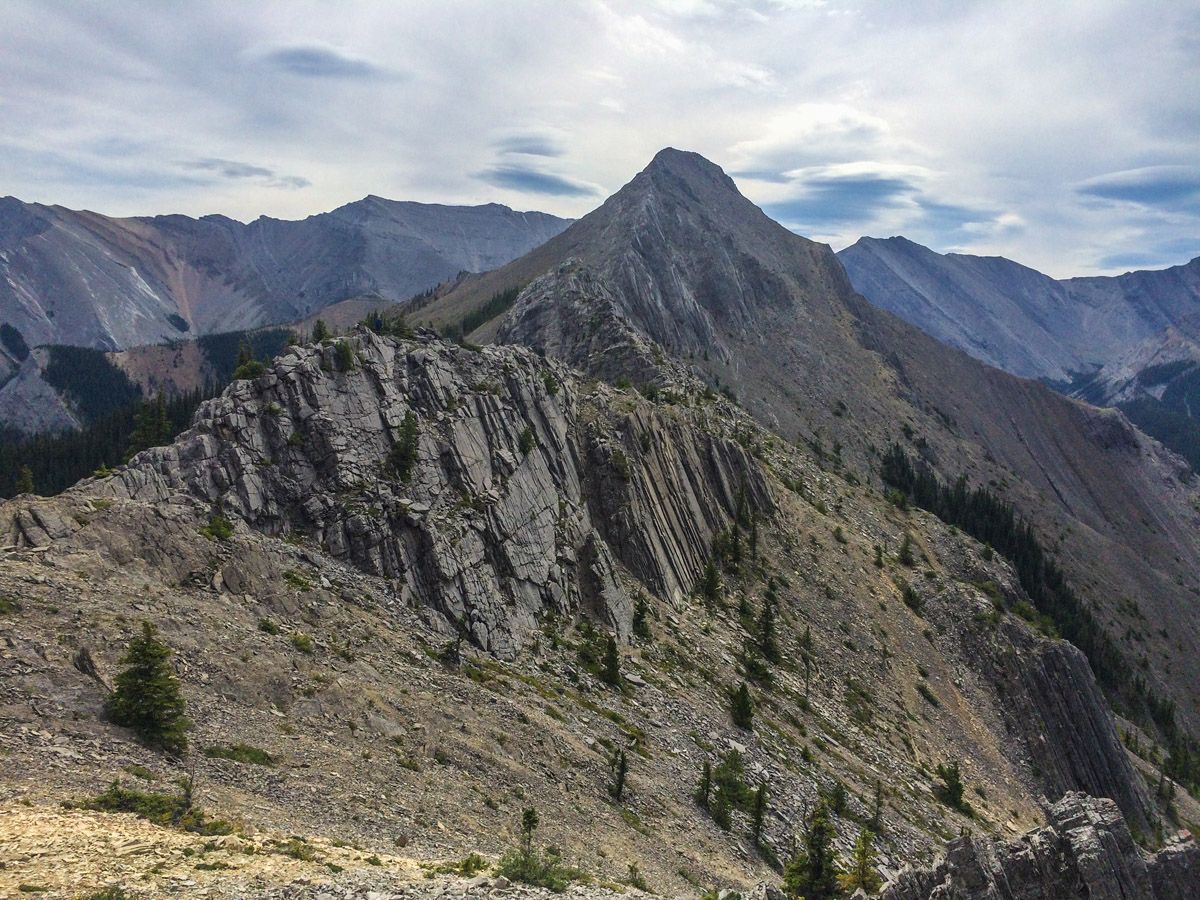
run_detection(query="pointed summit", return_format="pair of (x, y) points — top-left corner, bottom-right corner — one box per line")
(642, 147), (739, 191)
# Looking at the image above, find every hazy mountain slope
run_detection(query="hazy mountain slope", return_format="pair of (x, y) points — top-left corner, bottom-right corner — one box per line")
(0, 194), (568, 355)
(838, 236), (1200, 383)
(838, 237), (1200, 471)
(428, 149), (1200, 734)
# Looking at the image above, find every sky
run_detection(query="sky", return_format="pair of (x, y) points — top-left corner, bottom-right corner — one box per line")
(0, 0), (1197, 277)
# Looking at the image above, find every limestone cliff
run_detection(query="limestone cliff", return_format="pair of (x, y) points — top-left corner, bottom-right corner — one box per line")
(12, 327), (767, 656)
(883, 792), (1198, 899)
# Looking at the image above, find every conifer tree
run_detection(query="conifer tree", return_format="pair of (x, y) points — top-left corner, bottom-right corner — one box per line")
(800, 625), (815, 700)
(15, 464), (34, 495)
(632, 593), (652, 641)
(601, 635), (621, 687)
(699, 558), (721, 607)
(311, 319), (331, 342)
(783, 799), (841, 900)
(870, 779), (883, 833)
(839, 827), (883, 894)
(609, 748), (628, 802)
(696, 760), (712, 809)
(751, 782), (768, 845)
(388, 412), (420, 482)
(731, 681), (754, 730)
(107, 621), (190, 754)
(757, 597), (779, 662)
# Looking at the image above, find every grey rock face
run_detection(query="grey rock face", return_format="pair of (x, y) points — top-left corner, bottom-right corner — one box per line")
(882, 792), (1198, 899)
(0, 194), (569, 355)
(77, 328), (765, 655)
(498, 260), (666, 386)
(838, 236), (1200, 384)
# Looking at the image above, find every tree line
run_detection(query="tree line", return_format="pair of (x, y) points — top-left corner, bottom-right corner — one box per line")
(881, 442), (1198, 795)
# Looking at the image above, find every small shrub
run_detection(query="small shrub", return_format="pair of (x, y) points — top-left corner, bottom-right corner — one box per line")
(518, 426), (536, 456)
(333, 340), (357, 372)
(258, 617), (281, 635)
(276, 837), (316, 860)
(0, 595), (22, 615)
(76, 780), (233, 835)
(204, 744), (275, 766)
(290, 633), (315, 655)
(495, 808), (583, 890)
(198, 514), (234, 542)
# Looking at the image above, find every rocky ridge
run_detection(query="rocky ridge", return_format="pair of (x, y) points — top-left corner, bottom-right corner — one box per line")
(883, 793), (1197, 899)
(73, 327), (768, 655)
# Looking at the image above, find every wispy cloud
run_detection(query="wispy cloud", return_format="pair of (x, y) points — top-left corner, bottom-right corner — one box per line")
(1076, 166), (1200, 210)
(476, 164), (598, 197)
(252, 42), (391, 80)
(181, 158), (310, 190)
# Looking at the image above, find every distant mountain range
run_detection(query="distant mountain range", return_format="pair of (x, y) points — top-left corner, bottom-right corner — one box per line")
(838, 236), (1200, 468)
(0, 195), (569, 432)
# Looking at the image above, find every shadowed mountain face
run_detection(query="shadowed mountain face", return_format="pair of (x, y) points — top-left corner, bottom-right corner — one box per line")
(837, 236), (1200, 470)
(426, 148), (1200, 732)
(838, 236), (1200, 382)
(0, 194), (569, 356)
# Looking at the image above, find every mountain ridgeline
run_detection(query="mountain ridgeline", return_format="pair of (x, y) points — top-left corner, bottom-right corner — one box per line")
(838, 236), (1200, 469)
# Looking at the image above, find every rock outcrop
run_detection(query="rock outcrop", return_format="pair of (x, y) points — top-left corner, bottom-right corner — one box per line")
(4, 328), (767, 656)
(882, 792), (1198, 899)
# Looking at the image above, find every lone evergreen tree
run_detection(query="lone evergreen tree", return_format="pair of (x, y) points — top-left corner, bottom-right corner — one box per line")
(632, 593), (652, 641)
(731, 681), (754, 730)
(751, 781), (768, 845)
(520, 807), (539, 859)
(609, 748), (628, 802)
(898, 532), (916, 566)
(107, 622), (190, 754)
(839, 827), (883, 894)
(15, 464), (34, 495)
(699, 558), (721, 607)
(311, 319), (331, 342)
(783, 799), (841, 900)
(934, 760), (968, 813)
(757, 597), (779, 662)
(601, 635), (622, 687)
(870, 778), (883, 833)
(388, 412), (420, 482)
(695, 760), (712, 809)
(800, 625), (815, 700)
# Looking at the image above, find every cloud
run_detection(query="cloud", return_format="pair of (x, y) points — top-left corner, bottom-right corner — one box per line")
(491, 128), (568, 158)
(252, 43), (389, 80)
(766, 173), (914, 226)
(1076, 166), (1200, 210)
(476, 164), (598, 197)
(182, 158), (310, 190)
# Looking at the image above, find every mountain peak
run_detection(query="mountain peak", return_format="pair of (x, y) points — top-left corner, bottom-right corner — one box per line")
(640, 147), (740, 197)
